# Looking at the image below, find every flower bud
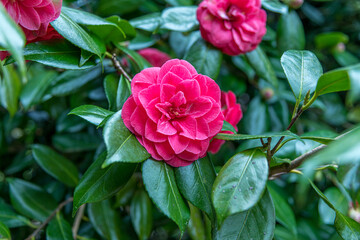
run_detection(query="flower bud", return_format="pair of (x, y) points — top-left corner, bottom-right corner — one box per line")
(283, 0), (304, 9)
(261, 88), (275, 100)
(349, 202), (360, 223)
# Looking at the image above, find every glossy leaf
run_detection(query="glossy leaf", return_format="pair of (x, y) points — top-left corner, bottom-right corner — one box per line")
(0, 221), (10, 240)
(281, 50), (323, 100)
(20, 71), (57, 109)
(277, 11), (305, 53)
(116, 75), (131, 110)
(51, 11), (102, 57)
(212, 149), (269, 225)
(103, 110), (150, 167)
(262, 0), (288, 14)
(115, 44), (152, 70)
(214, 190), (275, 240)
(7, 178), (58, 221)
(0, 200), (34, 228)
(221, 121), (237, 134)
(315, 32), (349, 50)
(319, 187), (348, 225)
(130, 13), (163, 32)
(0, 4), (26, 78)
(130, 190), (153, 240)
(242, 96), (268, 135)
(161, 6), (198, 32)
(0, 64), (21, 117)
(175, 156), (216, 221)
(335, 212), (360, 240)
(215, 130), (300, 141)
(104, 74), (119, 111)
(142, 159), (190, 233)
(69, 105), (114, 127)
(61, 7), (128, 43)
(267, 185), (297, 235)
(88, 199), (130, 240)
(73, 152), (137, 215)
(184, 38), (222, 80)
(315, 64), (360, 97)
(46, 213), (73, 240)
(32, 144), (79, 187)
(187, 203), (207, 240)
(245, 47), (278, 86)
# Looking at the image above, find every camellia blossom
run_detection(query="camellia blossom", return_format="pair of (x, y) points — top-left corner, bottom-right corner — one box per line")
(208, 91), (242, 154)
(1, 0), (63, 41)
(138, 48), (171, 67)
(197, 0), (267, 55)
(122, 59), (224, 167)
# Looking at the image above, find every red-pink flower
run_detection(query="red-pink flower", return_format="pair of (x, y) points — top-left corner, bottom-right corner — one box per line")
(197, 0), (267, 56)
(138, 48), (171, 67)
(122, 59), (224, 167)
(1, 0), (62, 41)
(208, 91), (242, 154)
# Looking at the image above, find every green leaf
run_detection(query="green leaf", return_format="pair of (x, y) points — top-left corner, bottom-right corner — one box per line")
(277, 11), (305, 53)
(281, 50), (323, 101)
(333, 51), (360, 67)
(18, 41), (96, 70)
(315, 32), (349, 50)
(315, 64), (360, 96)
(130, 13), (163, 32)
(52, 133), (101, 153)
(103, 110), (150, 167)
(319, 187), (348, 225)
(61, 7), (130, 43)
(298, 136), (335, 145)
(0, 64), (21, 117)
(184, 38), (222, 80)
(46, 213), (73, 240)
(267, 185), (297, 235)
(242, 96), (268, 135)
(335, 212), (360, 240)
(187, 203), (207, 240)
(303, 127), (360, 176)
(215, 130), (300, 141)
(51, 11), (103, 57)
(69, 105), (114, 127)
(47, 66), (101, 97)
(0, 200), (34, 228)
(104, 74), (119, 111)
(20, 71), (57, 110)
(7, 178), (58, 221)
(212, 149), (268, 226)
(142, 159), (190, 233)
(115, 44), (152, 70)
(262, 0), (288, 14)
(116, 75), (131, 110)
(0, 222), (10, 240)
(32, 144), (79, 187)
(214, 190), (275, 240)
(221, 121), (237, 134)
(161, 6), (198, 32)
(72, 152), (136, 216)
(88, 199), (130, 240)
(245, 47), (278, 87)
(175, 156), (216, 222)
(0, 4), (26, 79)
(130, 190), (153, 240)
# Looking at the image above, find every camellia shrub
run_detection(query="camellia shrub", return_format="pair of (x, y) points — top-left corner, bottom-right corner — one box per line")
(1, 0), (360, 239)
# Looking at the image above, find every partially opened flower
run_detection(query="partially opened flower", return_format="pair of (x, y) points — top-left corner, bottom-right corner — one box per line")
(197, 0), (267, 55)
(138, 48), (171, 67)
(208, 91), (242, 154)
(1, 0), (63, 41)
(122, 59), (224, 167)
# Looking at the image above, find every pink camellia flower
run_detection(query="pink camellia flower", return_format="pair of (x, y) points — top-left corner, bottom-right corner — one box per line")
(197, 0), (267, 56)
(1, 0), (62, 41)
(138, 48), (171, 67)
(208, 91), (242, 154)
(122, 59), (224, 167)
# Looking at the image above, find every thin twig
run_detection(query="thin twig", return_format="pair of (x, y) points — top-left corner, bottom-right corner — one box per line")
(72, 204), (86, 239)
(107, 52), (132, 82)
(269, 132), (349, 178)
(266, 137), (272, 165)
(25, 197), (73, 240)
(271, 108), (304, 155)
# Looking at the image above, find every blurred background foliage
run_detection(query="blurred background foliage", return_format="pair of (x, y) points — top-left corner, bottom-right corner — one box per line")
(0, 0), (360, 239)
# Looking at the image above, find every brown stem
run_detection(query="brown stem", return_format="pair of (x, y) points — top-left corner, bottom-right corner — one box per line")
(266, 137), (272, 165)
(72, 204), (85, 239)
(271, 108), (304, 155)
(108, 53), (132, 82)
(269, 132), (348, 178)
(25, 197), (73, 240)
